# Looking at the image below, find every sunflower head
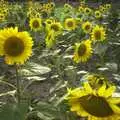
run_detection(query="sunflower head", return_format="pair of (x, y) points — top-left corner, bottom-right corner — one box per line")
(82, 21), (92, 33)
(84, 7), (92, 15)
(0, 27), (33, 65)
(78, 6), (84, 13)
(45, 19), (53, 25)
(95, 10), (102, 19)
(91, 25), (106, 41)
(49, 2), (55, 9)
(99, 6), (106, 13)
(64, 18), (76, 31)
(105, 4), (111, 10)
(66, 82), (120, 120)
(50, 22), (62, 33)
(73, 39), (92, 63)
(29, 18), (42, 31)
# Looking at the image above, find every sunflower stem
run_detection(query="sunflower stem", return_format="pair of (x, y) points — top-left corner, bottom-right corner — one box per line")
(15, 65), (21, 104)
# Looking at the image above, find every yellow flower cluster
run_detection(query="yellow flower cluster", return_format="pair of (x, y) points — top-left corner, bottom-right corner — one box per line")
(0, 0), (9, 22)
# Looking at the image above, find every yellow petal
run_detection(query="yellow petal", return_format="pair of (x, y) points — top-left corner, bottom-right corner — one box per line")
(110, 104), (120, 114)
(84, 82), (93, 93)
(98, 83), (106, 97)
(105, 86), (116, 97)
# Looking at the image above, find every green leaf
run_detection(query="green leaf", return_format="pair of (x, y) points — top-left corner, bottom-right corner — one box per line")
(0, 103), (29, 120)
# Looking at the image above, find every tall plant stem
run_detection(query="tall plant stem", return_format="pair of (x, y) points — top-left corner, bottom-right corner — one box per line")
(15, 65), (21, 104)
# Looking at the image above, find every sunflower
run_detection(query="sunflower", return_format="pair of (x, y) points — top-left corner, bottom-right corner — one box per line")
(29, 18), (42, 31)
(105, 4), (111, 10)
(64, 18), (76, 31)
(66, 82), (120, 120)
(99, 6), (106, 13)
(49, 2), (55, 9)
(64, 3), (72, 13)
(50, 22), (62, 34)
(84, 7), (92, 15)
(45, 19), (53, 25)
(82, 21), (92, 33)
(45, 30), (55, 48)
(78, 6), (84, 13)
(95, 10), (102, 19)
(73, 39), (92, 63)
(0, 27), (33, 65)
(91, 25), (106, 41)
(86, 73), (112, 89)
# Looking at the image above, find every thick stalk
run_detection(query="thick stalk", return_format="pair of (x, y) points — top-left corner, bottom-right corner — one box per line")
(15, 65), (21, 104)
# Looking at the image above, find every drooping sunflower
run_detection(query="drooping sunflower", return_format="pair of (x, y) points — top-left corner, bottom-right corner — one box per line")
(91, 25), (106, 41)
(29, 18), (42, 31)
(45, 30), (55, 48)
(73, 39), (92, 63)
(64, 18), (76, 31)
(82, 21), (92, 33)
(0, 27), (33, 65)
(66, 82), (120, 120)
(95, 10), (102, 19)
(50, 22), (62, 34)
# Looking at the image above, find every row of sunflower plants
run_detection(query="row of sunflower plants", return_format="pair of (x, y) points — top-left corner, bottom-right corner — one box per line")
(0, 0), (119, 120)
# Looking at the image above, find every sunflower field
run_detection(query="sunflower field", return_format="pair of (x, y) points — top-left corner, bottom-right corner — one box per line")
(0, 0), (120, 120)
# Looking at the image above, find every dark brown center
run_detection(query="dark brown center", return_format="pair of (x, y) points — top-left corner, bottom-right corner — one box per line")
(32, 20), (40, 28)
(79, 95), (113, 117)
(51, 24), (59, 31)
(67, 21), (74, 28)
(94, 30), (101, 40)
(78, 44), (87, 56)
(4, 36), (24, 56)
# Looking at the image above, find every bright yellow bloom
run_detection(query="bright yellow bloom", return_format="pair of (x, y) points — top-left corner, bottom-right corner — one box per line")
(91, 25), (106, 41)
(66, 82), (120, 120)
(82, 21), (92, 33)
(64, 18), (76, 31)
(95, 10), (102, 19)
(73, 40), (92, 63)
(0, 27), (33, 65)
(29, 18), (42, 31)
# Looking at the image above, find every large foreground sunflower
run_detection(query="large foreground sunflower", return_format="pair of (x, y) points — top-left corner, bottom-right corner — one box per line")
(66, 82), (120, 120)
(0, 27), (33, 65)
(91, 25), (106, 41)
(29, 18), (42, 31)
(64, 18), (76, 31)
(73, 40), (92, 63)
